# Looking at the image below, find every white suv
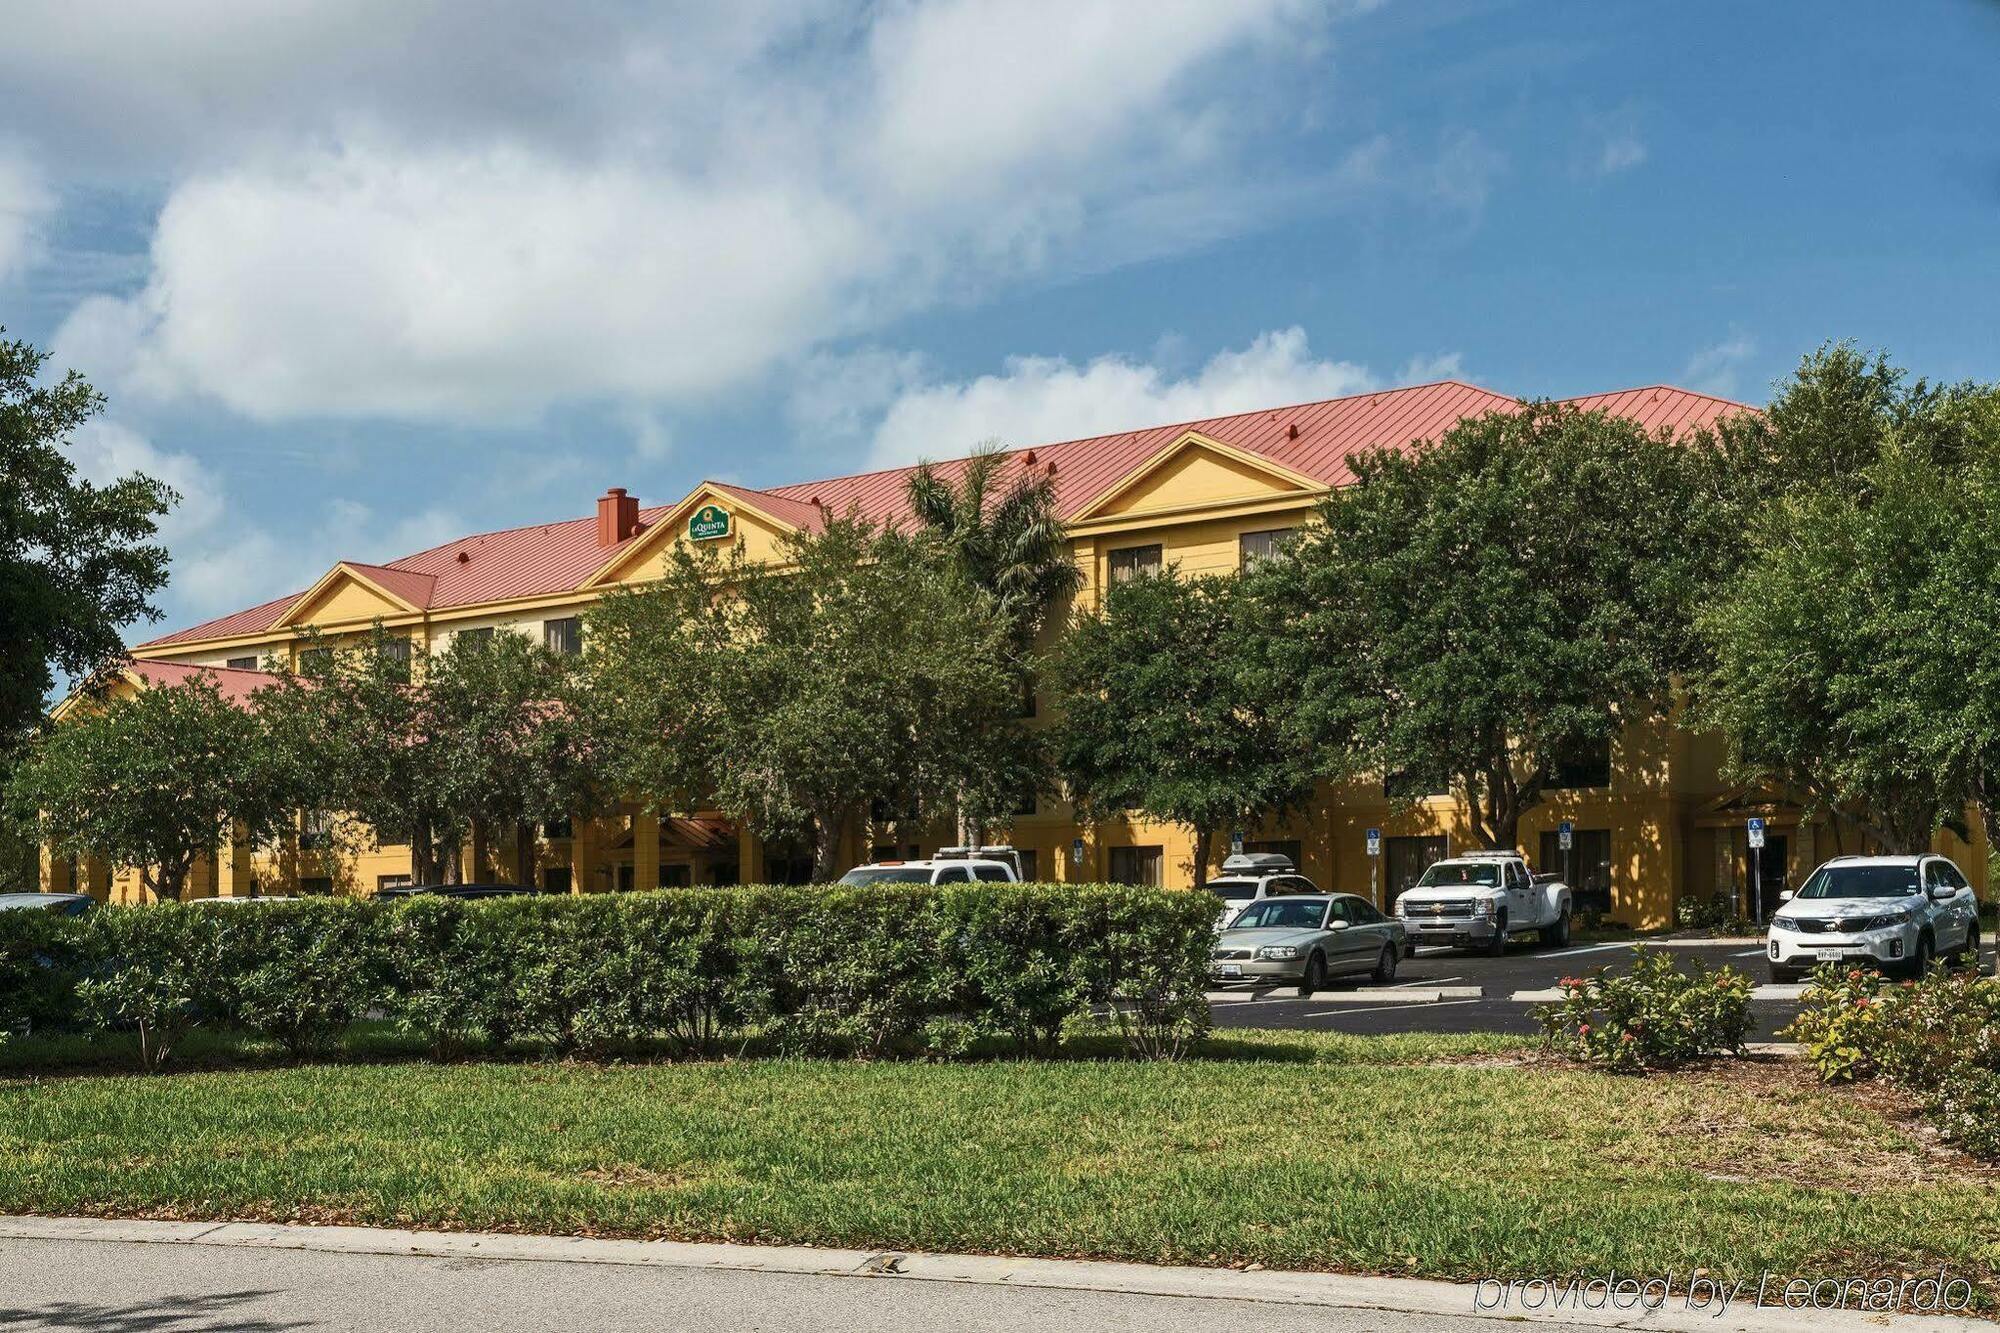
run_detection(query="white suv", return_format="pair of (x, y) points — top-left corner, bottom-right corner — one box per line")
(836, 859), (1018, 886)
(1767, 854), (1982, 983)
(1205, 853), (1320, 931)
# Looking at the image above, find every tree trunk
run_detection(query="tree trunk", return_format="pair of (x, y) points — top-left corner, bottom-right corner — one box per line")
(1190, 823), (1213, 889)
(811, 808), (851, 884)
(410, 819), (438, 885)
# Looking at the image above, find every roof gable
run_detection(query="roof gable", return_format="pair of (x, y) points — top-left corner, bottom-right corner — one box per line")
(279, 561), (435, 630)
(582, 481), (824, 589)
(1070, 431), (1326, 524)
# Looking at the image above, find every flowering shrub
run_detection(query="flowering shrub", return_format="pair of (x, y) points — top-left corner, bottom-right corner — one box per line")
(1782, 964), (1889, 1081)
(1535, 949), (1754, 1071)
(1788, 963), (2000, 1160)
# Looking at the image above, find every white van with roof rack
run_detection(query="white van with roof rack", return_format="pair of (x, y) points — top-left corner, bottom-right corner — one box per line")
(1205, 853), (1320, 932)
(837, 858), (1018, 886)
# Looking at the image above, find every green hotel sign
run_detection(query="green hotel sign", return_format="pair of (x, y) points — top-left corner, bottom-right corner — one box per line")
(688, 504), (732, 541)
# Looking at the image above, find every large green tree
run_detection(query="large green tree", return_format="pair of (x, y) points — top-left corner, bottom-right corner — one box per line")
(6, 676), (298, 900)
(1264, 401), (1739, 849)
(904, 446), (1082, 840)
(1, 331), (174, 748)
(264, 627), (603, 885)
(589, 517), (1019, 881)
(1050, 569), (1313, 888)
(1695, 351), (2000, 852)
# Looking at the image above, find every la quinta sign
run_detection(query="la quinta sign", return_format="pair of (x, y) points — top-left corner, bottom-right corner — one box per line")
(688, 504), (732, 541)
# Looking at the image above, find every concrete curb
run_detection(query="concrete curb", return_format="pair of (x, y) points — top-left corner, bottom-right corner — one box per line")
(1510, 985), (1804, 1003)
(0, 1215), (1979, 1332)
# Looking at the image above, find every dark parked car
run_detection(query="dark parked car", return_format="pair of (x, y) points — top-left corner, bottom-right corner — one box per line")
(0, 892), (93, 917)
(375, 884), (533, 900)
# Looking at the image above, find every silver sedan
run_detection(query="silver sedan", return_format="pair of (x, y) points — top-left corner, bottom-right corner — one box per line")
(1208, 893), (1408, 995)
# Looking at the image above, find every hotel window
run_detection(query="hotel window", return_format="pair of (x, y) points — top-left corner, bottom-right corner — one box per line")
(300, 810), (335, 851)
(1017, 849), (1039, 882)
(458, 627), (495, 648)
(1237, 528), (1297, 570)
(1108, 845), (1163, 886)
(1547, 736), (1612, 790)
(542, 867), (572, 894)
(298, 876), (334, 897)
(377, 874), (413, 891)
(1107, 544), (1162, 584)
(1539, 828), (1612, 916)
(298, 645), (332, 673)
(226, 655), (258, 670)
(380, 636), (413, 682)
(540, 818), (573, 841)
(543, 616), (582, 656)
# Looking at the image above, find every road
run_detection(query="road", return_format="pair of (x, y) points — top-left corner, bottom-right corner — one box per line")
(0, 1233), (1611, 1333)
(1207, 938), (1997, 1036)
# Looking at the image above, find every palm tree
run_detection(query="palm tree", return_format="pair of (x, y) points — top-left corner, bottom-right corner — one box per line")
(905, 444), (1083, 848)
(904, 444), (1082, 652)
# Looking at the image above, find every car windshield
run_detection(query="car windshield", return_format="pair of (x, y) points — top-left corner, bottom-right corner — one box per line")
(1229, 899), (1327, 930)
(1208, 881), (1257, 902)
(1795, 864), (1920, 900)
(838, 866), (935, 885)
(1416, 863), (1499, 888)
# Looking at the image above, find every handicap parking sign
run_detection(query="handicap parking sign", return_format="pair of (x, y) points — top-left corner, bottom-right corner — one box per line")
(1558, 820), (1573, 851)
(1365, 828), (1381, 857)
(1747, 817), (1765, 849)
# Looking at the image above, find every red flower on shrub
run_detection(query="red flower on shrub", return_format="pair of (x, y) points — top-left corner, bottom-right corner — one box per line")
(1577, 1023), (1591, 1036)
(1621, 1031), (1637, 1043)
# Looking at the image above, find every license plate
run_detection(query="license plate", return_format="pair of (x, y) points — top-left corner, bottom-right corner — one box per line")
(1814, 949), (1849, 962)
(1219, 964), (1242, 978)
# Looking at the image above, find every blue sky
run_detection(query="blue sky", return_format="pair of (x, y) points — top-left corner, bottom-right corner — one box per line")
(2, 0), (1996, 636)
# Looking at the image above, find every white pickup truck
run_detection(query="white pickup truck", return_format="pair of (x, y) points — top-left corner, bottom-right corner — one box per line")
(1392, 850), (1572, 954)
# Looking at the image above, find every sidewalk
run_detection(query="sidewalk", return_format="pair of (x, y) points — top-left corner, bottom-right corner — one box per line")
(0, 1215), (1983, 1332)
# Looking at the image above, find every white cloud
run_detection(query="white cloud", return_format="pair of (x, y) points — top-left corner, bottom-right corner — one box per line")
(64, 415), (467, 626)
(1597, 133), (1647, 175)
(1397, 351), (1466, 384)
(40, 1), (1343, 424)
(857, 327), (1379, 468)
(1682, 329), (1757, 398)
(0, 151), (52, 281)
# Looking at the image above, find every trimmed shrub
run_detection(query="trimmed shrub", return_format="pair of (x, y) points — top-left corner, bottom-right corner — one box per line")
(0, 904), (85, 1037)
(380, 895), (525, 1057)
(0, 883), (1214, 1068)
(74, 903), (233, 1071)
(1536, 948), (1753, 1071)
(220, 899), (383, 1059)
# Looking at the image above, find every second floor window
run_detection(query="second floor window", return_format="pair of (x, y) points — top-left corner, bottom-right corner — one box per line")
(1108, 544), (1162, 584)
(1547, 736), (1613, 790)
(226, 655), (258, 670)
(543, 616), (582, 656)
(380, 636), (413, 682)
(1238, 527), (1297, 569)
(458, 627), (495, 647)
(298, 645), (332, 674)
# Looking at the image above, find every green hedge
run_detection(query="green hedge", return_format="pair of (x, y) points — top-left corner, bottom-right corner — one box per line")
(0, 884), (1214, 1070)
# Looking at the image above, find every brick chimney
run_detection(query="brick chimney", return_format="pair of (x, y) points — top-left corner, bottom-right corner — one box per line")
(596, 487), (640, 546)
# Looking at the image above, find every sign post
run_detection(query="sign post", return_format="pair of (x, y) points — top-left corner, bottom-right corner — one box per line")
(1070, 837), (1084, 870)
(1558, 820), (1574, 904)
(1230, 829), (1245, 858)
(1747, 817), (1766, 926)
(1365, 827), (1381, 908)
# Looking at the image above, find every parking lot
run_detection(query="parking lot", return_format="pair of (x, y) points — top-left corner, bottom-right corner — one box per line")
(1206, 937), (1999, 1037)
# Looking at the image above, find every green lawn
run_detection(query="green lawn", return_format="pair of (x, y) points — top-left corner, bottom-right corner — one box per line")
(2, 1034), (1995, 1295)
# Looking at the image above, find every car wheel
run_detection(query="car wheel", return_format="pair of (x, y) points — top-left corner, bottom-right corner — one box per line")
(1956, 921), (1982, 969)
(1906, 932), (1934, 979)
(1297, 951), (1326, 997)
(1545, 909), (1570, 949)
(1372, 942), (1398, 984)
(1486, 913), (1508, 957)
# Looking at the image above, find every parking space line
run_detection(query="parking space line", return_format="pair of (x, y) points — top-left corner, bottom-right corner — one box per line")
(1732, 948), (1765, 957)
(1538, 941), (1643, 959)
(1302, 998), (1482, 1019)
(1393, 975), (1459, 988)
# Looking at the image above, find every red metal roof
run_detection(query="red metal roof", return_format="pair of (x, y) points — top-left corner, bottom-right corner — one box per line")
(122, 658), (273, 704)
(338, 562), (438, 609)
(137, 380), (1749, 650)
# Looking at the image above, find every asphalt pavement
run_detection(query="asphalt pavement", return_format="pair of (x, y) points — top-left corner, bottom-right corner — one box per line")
(0, 1233), (1599, 1333)
(1207, 938), (1998, 1037)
